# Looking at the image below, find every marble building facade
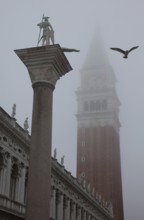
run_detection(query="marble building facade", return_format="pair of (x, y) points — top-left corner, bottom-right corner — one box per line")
(0, 107), (113, 220)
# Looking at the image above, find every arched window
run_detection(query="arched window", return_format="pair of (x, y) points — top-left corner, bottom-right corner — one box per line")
(102, 99), (107, 111)
(84, 101), (89, 111)
(90, 100), (95, 111)
(95, 100), (101, 111)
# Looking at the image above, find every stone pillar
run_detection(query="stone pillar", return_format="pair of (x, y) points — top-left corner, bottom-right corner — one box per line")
(64, 196), (70, 220)
(82, 210), (87, 220)
(12, 161), (24, 202)
(76, 206), (82, 220)
(56, 191), (64, 220)
(14, 162), (22, 202)
(50, 187), (56, 219)
(0, 151), (7, 195)
(4, 154), (12, 196)
(0, 169), (5, 194)
(18, 164), (26, 203)
(15, 45), (72, 220)
(88, 214), (91, 220)
(71, 201), (76, 220)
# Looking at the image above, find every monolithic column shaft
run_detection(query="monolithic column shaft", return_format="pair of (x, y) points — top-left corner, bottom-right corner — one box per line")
(26, 82), (54, 220)
(15, 44), (72, 220)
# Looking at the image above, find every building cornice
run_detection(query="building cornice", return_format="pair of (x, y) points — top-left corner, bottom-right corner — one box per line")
(51, 158), (114, 219)
(0, 107), (30, 153)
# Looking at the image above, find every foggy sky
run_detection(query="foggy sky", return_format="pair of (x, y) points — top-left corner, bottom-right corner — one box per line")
(0, 1), (144, 220)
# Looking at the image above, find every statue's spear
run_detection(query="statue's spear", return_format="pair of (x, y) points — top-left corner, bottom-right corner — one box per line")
(37, 14), (44, 46)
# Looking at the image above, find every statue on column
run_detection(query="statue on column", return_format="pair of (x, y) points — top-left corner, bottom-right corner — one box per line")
(37, 15), (54, 46)
(11, 104), (16, 118)
(53, 148), (57, 159)
(61, 155), (65, 166)
(24, 117), (29, 131)
(37, 15), (81, 54)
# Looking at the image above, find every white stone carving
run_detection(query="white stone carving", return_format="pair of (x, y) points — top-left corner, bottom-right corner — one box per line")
(37, 16), (54, 46)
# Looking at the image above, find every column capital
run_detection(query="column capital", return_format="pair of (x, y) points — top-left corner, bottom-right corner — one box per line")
(14, 44), (72, 87)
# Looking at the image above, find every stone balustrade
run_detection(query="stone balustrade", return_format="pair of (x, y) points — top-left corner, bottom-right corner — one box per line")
(0, 194), (25, 218)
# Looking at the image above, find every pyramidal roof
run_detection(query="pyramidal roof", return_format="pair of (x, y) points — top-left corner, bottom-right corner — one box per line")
(82, 29), (110, 69)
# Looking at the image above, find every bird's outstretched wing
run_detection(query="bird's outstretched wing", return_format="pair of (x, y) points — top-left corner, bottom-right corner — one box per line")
(62, 47), (80, 52)
(129, 46), (139, 53)
(110, 48), (126, 55)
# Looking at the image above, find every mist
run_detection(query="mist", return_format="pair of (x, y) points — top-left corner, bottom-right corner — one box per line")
(0, 1), (144, 220)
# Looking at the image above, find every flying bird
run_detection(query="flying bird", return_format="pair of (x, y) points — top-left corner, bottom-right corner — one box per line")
(110, 46), (139, 58)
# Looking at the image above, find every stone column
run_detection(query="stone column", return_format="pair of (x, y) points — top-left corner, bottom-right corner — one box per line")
(14, 162), (22, 202)
(18, 164), (26, 203)
(4, 153), (12, 196)
(71, 201), (76, 220)
(0, 169), (5, 194)
(0, 151), (7, 195)
(76, 206), (82, 220)
(64, 196), (70, 220)
(56, 191), (64, 220)
(56, 190), (64, 220)
(82, 210), (87, 220)
(15, 45), (72, 220)
(88, 214), (91, 220)
(50, 187), (56, 219)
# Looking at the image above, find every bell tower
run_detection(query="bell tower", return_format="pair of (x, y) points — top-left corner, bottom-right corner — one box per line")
(76, 33), (124, 220)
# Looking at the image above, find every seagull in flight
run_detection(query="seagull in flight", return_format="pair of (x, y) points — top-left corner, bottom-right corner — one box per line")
(110, 46), (139, 58)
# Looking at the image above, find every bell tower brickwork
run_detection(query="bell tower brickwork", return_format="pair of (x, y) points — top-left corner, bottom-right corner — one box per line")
(76, 34), (124, 220)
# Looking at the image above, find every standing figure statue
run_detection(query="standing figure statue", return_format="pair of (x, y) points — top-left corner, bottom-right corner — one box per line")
(53, 148), (57, 159)
(24, 117), (29, 131)
(61, 155), (65, 166)
(37, 16), (54, 46)
(11, 104), (16, 118)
